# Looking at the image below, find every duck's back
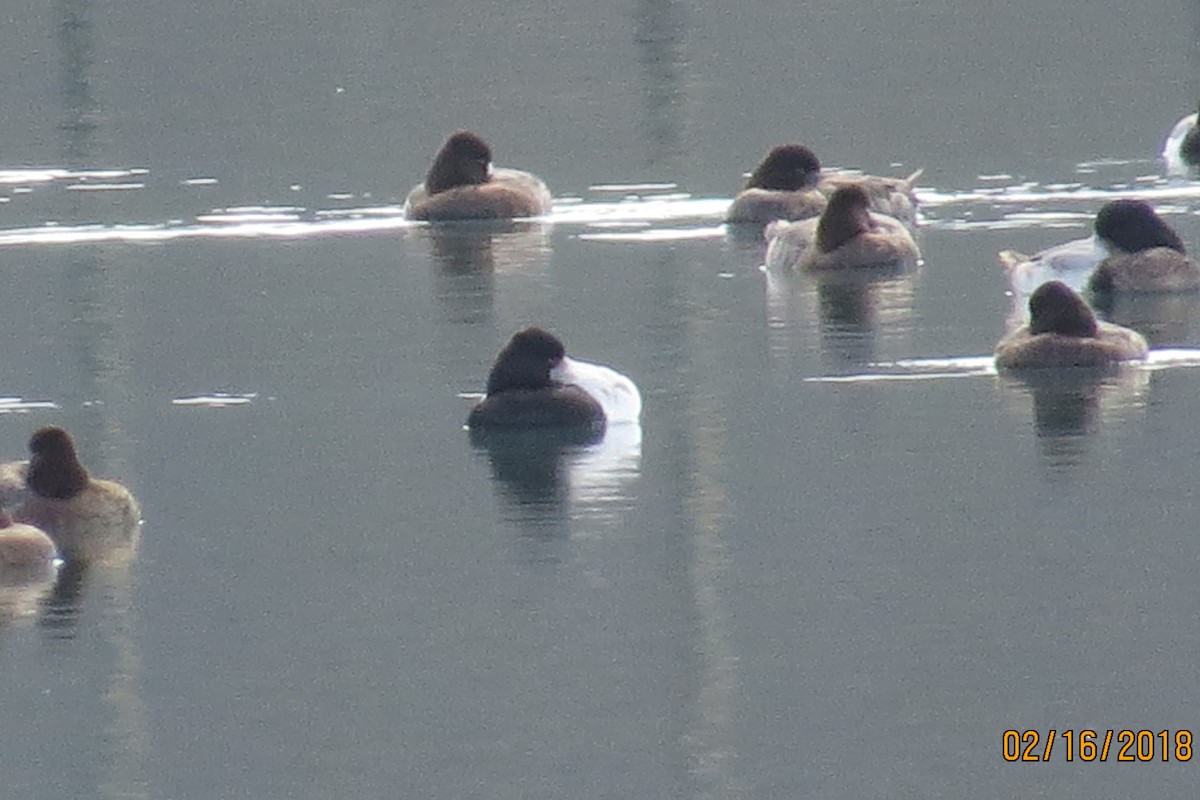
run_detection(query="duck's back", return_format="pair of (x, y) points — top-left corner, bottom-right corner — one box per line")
(726, 188), (826, 225)
(405, 168), (551, 221)
(995, 323), (1148, 370)
(1089, 248), (1200, 293)
(20, 479), (141, 562)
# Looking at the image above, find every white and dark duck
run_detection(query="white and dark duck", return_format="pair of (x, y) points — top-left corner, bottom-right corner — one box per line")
(1162, 102), (1200, 176)
(467, 328), (641, 438)
(999, 199), (1199, 294)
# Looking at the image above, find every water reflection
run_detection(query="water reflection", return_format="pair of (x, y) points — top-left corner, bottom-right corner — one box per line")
(633, 0), (691, 171)
(0, 560), (58, 630)
(37, 3), (151, 798)
(996, 368), (1148, 472)
(470, 424), (642, 561)
(414, 222), (551, 325)
(765, 266), (919, 368)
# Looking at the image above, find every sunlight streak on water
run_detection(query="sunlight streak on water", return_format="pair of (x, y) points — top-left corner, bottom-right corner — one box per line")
(0, 159), (1194, 246)
(804, 349), (1200, 383)
(0, 194), (730, 246)
(0, 397), (61, 413)
(171, 393), (258, 408)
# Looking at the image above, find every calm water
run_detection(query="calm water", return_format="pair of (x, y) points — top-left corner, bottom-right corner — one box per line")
(2, 1), (1200, 798)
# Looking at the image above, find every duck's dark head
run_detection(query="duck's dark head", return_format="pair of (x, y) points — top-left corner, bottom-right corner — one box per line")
(424, 130), (494, 195)
(815, 185), (873, 253)
(26, 426), (89, 500)
(485, 328), (568, 395)
(1095, 199), (1185, 254)
(745, 144), (822, 191)
(1028, 281), (1098, 338)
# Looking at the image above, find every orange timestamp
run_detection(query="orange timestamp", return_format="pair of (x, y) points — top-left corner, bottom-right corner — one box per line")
(1003, 729), (1192, 762)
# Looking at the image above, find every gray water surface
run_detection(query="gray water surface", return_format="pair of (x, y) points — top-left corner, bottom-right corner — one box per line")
(2, 1), (1200, 798)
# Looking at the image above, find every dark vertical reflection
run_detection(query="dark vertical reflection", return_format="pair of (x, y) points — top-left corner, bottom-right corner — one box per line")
(424, 225), (499, 325)
(57, 0), (101, 167)
(647, 249), (745, 798)
(633, 0), (691, 172)
(46, 3), (150, 799)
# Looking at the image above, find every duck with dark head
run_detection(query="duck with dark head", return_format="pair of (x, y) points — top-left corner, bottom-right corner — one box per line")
(1087, 199), (1200, 294)
(765, 184), (920, 272)
(404, 131), (553, 221)
(0, 426), (141, 563)
(994, 281), (1149, 370)
(726, 144), (826, 225)
(468, 327), (642, 439)
(726, 143), (922, 227)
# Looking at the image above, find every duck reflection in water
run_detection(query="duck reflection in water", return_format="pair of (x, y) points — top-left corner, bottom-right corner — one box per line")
(470, 425), (643, 557)
(416, 221), (550, 325)
(998, 368), (1149, 474)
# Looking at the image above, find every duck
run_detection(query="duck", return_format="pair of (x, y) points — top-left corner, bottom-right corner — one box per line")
(994, 281), (1148, 370)
(999, 199), (1196, 294)
(725, 144), (826, 225)
(726, 143), (922, 226)
(403, 131), (552, 221)
(467, 328), (642, 435)
(817, 168), (923, 226)
(1162, 103), (1200, 176)
(0, 426), (142, 561)
(764, 185), (920, 271)
(1087, 199), (1200, 293)
(0, 508), (57, 573)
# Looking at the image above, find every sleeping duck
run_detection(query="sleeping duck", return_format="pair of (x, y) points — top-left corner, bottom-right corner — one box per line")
(468, 328), (641, 437)
(764, 185), (920, 271)
(0, 426), (141, 562)
(994, 281), (1148, 370)
(404, 130), (552, 221)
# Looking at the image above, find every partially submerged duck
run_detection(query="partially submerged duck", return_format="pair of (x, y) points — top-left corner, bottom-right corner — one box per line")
(726, 143), (921, 226)
(1000, 199), (1197, 294)
(1162, 103), (1200, 176)
(994, 281), (1148, 370)
(404, 131), (552, 221)
(764, 185), (920, 271)
(0, 426), (141, 562)
(467, 328), (641, 436)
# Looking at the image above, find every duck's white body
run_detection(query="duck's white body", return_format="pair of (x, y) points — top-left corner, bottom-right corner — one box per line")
(999, 235), (1109, 295)
(1162, 112), (1198, 176)
(551, 357), (642, 425)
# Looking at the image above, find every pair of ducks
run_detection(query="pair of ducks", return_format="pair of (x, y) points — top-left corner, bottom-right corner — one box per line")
(998, 198), (1200, 368)
(0, 427), (141, 576)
